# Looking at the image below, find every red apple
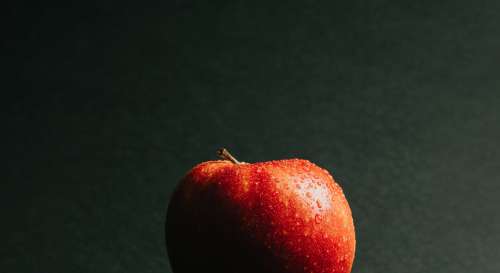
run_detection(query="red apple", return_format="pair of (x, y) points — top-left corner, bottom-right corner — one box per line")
(166, 149), (355, 273)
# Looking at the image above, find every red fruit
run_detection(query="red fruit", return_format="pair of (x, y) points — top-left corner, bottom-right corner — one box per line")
(166, 149), (355, 273)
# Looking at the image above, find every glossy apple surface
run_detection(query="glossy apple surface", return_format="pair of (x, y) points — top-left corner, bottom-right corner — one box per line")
(166, 156), (355, 273)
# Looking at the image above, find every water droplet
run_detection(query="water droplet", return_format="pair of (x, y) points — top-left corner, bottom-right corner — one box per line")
(306, 192), (312, 198)
(316, 200), (322, 208)
(315, 214), (321, 224)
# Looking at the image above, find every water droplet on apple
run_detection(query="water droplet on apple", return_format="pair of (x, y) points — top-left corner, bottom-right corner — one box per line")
(314, 214), (321, 223)
(306, 192), (312, 198)
(316, 200), (322, 208)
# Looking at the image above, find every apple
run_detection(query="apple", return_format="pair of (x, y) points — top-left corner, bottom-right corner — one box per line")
(166, 149), (355, 273)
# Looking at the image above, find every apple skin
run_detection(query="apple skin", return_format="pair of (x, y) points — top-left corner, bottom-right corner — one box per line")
(166, 159), (355, 273)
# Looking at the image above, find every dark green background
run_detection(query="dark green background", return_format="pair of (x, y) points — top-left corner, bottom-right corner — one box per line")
(4, 0), (500, 272)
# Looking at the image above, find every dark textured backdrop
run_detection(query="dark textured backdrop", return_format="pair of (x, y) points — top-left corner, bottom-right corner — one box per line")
(4, 0), (500, 272)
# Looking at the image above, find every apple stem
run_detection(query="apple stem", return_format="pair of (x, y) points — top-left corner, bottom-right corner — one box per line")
(217, 148), (241, 164)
